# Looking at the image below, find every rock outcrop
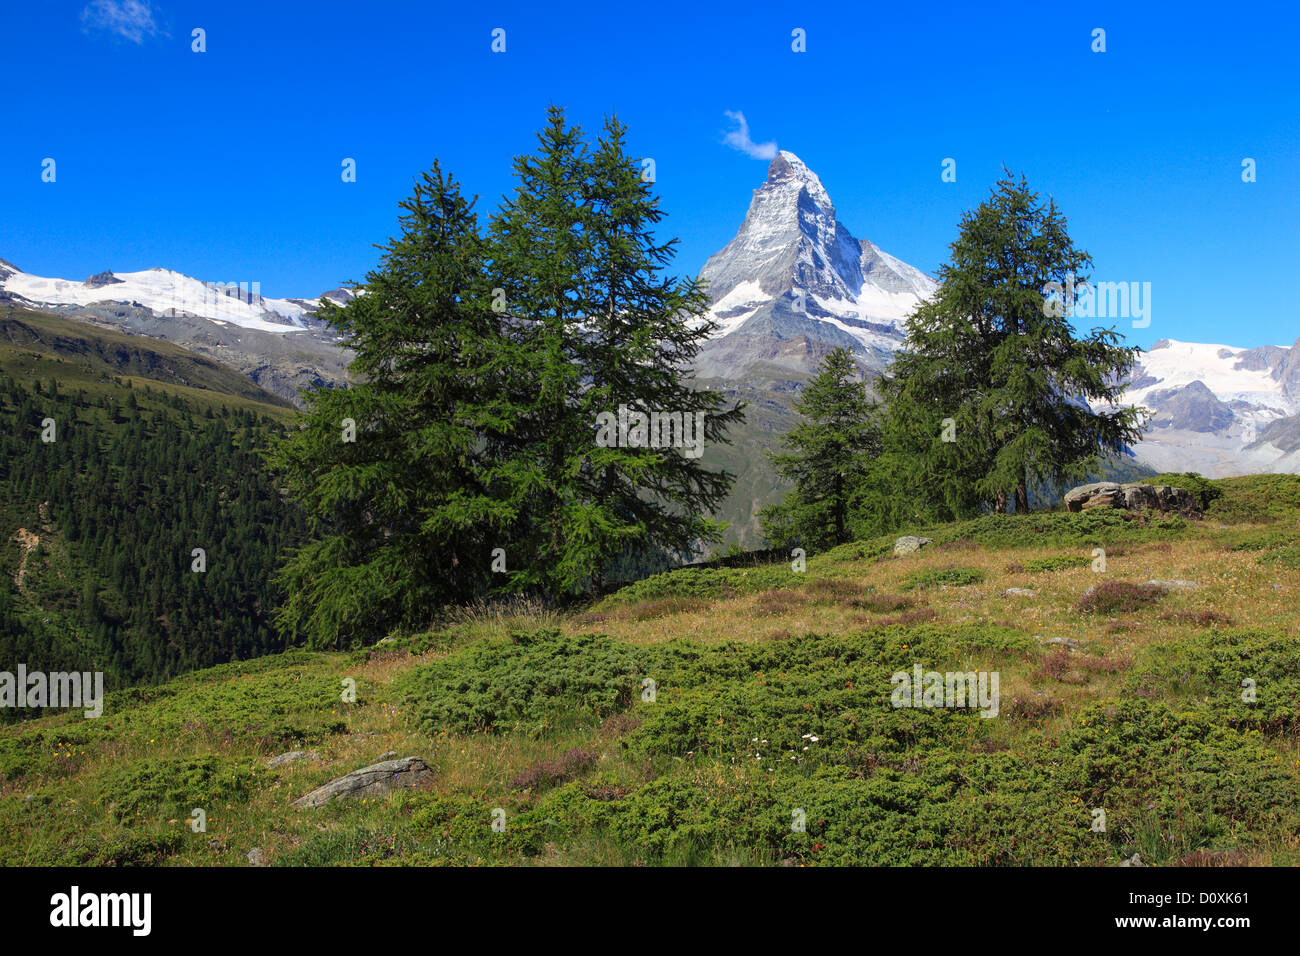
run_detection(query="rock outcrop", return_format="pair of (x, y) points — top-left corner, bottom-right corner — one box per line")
(291, 756), (434, 810)
(1063, 482), (1199, 516)
(266, 750), (319, 768)
(84, 270), (125, 288)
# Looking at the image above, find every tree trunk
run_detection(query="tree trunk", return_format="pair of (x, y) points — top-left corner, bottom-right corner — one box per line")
(995, 490), (1007, 514)
(834, 474), (845, 544)
(1015, 482), (1029, 514)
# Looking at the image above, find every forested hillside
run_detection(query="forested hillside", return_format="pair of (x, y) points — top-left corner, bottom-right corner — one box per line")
(0, 309), (308, 705)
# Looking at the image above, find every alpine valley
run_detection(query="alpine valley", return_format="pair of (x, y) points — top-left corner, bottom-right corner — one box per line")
(4, 152), (1296, 544)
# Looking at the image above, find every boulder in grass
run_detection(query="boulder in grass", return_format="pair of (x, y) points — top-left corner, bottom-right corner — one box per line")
(291, 756), (434, 810)
(266, 750), (319, 768)
(1064, 482), (1126, 511)
(1122, 484), (1197, 514)
(893, 535), (932, 555)
(1145, 579), (1199, 590)
(1044, 637), (1081, 648)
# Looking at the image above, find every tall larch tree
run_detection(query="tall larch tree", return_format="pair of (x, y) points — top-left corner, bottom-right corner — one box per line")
(267, 164), (511, 648)
(879, 171), (1145, 519)
(760, 347), (882, 550)
(488, 107), (744, 595)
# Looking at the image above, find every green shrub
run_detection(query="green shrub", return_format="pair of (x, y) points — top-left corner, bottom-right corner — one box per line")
(627, 628), (1023, 763)
(1052, 699), (1298, 862)
(598, 564), (797, 607)
(1128, 630), (1300, 733)
(919, 511), (1188, 550)
(350, 631), (458, 663)
(557, 697), (1299, 865)
(1227, 529), (1295, 552)
(1203, 474), (1300, 523)
(0, 721), (113, 783)
(818, 538), (895, 564)
(401, 629), (647, 736)
(98, 754), (264, 823)
(1258, 546), (1300, 569)
(64, 829), (187, 867)
(1022, 555), (1092, 573)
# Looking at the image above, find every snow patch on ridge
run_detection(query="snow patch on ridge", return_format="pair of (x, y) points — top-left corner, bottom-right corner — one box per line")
(1121, 339), (1296, 414)
(1, 265), (328, 334)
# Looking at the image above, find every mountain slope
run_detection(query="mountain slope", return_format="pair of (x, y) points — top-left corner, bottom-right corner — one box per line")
(0, 306), (295, 413)
(0, 318), (308, 691)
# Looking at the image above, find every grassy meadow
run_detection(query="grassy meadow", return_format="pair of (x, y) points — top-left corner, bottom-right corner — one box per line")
(3, 474), (1299, 866)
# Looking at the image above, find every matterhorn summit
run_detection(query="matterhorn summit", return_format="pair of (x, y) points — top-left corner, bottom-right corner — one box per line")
(694, 150), (936, 382)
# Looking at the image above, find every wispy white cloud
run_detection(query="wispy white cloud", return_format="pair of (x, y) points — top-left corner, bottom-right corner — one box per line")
(722, 111), (777, 160)
(81, 0), (165, 44)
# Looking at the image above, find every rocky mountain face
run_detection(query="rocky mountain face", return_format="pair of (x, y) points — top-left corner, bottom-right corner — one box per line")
(693, 151), (936, 384)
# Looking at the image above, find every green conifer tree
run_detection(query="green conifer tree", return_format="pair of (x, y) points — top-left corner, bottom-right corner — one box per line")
(760, 347), (882, 550)
(267, 163), (509, 647)
(488, 108), (744, 595)
(880, 171), (1145, 519)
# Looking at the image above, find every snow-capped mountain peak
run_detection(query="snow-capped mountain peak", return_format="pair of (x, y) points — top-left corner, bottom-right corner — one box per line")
(693, 152), (936, 380)
(764, 150), (835, 216)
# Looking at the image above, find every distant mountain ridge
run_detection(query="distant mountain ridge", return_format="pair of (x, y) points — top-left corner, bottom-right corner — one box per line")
(0, 260), (340, 332)
(1106, 337), (1300, 477)
(0, 261), (352, 406)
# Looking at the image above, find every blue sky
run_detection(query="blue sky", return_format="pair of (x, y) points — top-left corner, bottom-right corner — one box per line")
(2, 0), (1296, 351)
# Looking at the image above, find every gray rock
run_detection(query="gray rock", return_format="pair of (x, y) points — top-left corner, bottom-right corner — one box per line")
(1002, 587), (1037, 597)
(1145, 579), (1199, 590)
(1044, 637), (1081, 648)
(292, 756), (434, 810)
(893, 535), (932, 555)
(266, 750), (319, 768)
(247, 847), (266, 867)
(378, 750), (397, 760)
(1063, 481), (1199, 515)
(1123, 484), (1197, 514)
(83, 270), (124, 288)
(1064, 481), (1125, 511)
(1120, 852), (1144, 867)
